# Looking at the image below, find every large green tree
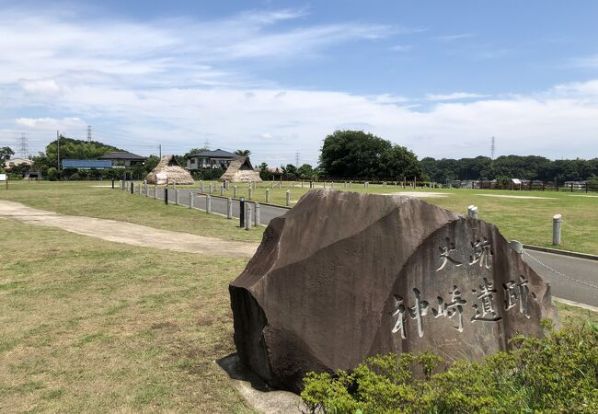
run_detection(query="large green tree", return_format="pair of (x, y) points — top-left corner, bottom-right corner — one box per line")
(320, 130), (391, 179)
(320, 130), (422, 179)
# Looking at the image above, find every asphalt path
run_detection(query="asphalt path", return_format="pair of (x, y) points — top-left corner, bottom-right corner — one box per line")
(139, 186), (598, 307)
(522, 249), (598, 307)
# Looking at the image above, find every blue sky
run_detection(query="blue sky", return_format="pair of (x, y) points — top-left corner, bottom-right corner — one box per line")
(1, 0), (598, 165)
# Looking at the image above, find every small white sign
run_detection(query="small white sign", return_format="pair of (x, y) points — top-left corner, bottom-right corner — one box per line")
(0, 174), (6, 181)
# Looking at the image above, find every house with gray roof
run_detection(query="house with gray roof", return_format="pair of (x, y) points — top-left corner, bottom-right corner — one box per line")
(98, 151), (147, 167)
(186, 149), (237, 170)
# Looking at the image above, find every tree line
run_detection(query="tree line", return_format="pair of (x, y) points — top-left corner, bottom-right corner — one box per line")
(2, 131), (597, 184)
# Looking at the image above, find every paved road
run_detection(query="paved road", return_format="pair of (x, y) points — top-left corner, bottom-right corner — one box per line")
(522, 249), (598, 307)
(136, 185), (598, 307)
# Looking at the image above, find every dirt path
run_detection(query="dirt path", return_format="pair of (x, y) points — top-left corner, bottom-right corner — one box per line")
(0, 200), (257, 258)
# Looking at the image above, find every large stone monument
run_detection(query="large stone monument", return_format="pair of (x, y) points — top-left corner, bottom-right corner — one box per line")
(229, 190), (557, 392)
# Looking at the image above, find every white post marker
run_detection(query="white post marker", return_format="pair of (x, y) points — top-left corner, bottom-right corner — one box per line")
(189, 192), (193, 208)
(552, 214), (562, 245)
(286, 190), (291, 207)
(265, 188), (270, 203)
(254, 202), (261, 226)
(206, 195), (212, 214)
(227, 197), (233, 219)
(245, 204), (253, 230)
(175, 189), (179, 205)
(467, 205), (479, 219)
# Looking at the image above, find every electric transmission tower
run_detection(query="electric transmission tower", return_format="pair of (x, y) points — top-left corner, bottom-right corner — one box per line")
(490, 136), (496, 160)
(87, 125), (92, 142)
(295, 152), (300, 167)
(18, 134), (28, 158)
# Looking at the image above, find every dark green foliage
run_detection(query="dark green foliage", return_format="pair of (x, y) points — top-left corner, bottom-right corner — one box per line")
(302, 322), (598, 413)
(47, 167), (58, 181)
(45, 136), (120, 163)
(422, 155), (598, 183)
(0, 146), (14, 163)
(320, 130), (422, 180)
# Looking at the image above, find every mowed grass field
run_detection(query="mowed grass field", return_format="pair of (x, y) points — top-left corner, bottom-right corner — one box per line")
(0, 219), (254, 413)
(0, 181), (596, 412)
(1, 180), (597, 253)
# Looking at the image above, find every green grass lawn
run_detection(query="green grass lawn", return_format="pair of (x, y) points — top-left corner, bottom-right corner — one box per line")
(0, 181), (263, 243)
(1, 180), (596, 253)
(0, 218), (254, 413)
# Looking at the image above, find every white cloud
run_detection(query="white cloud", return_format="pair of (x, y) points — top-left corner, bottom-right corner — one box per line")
(0, 6), (597, 165)
(20, 79), (61, 94)
(15, 117), (86, 131)
(426, 92), (489, 101)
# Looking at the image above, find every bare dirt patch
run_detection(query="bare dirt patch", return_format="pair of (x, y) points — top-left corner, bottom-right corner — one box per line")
(0, 200), (257, 258)
(475, 194), (556, 200)
(383, 192), (449, 198)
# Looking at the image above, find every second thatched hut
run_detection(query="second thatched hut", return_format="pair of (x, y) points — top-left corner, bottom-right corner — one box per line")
(145, 154), (195, 185)
(219, 156), (262, 183)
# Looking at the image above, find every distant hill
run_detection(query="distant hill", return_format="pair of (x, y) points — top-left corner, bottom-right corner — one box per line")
(45, 137), (122, 160)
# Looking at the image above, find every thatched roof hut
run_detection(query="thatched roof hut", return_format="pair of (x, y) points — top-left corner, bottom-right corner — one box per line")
(219, 156), (262, 183)
(145, 155), (195, 185)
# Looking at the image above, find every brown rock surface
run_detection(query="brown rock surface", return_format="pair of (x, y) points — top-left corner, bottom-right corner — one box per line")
(229, 190), (557, 392)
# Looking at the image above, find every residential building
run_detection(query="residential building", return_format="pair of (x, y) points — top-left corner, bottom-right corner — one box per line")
(186, 149), (237, 170)
(98, 151), (147, 167)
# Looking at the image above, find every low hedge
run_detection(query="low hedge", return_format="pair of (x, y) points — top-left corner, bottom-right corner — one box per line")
(301, 321), (598, 413)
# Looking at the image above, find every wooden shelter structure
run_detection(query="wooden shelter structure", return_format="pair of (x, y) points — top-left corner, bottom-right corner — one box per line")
(145, 154), (194, 185)
(219, 156), (262, 183)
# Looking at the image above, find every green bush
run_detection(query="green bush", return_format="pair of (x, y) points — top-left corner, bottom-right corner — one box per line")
(301, 321), (598, 413)
(47, 167), (58, 181)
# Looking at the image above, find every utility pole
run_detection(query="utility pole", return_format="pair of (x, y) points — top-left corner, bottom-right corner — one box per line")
(57, 130), (61, 172)
(159, 144), (162, 158)
(87, 125), (92, 142)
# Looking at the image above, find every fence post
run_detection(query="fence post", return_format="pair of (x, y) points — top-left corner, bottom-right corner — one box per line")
(209, 183), (213, 194)
(239, 197), (245, 227)
(130, 182), (134, 194)
(111, 179), (115, 189)
(265, 188), (270, 203)
(310, 181), (313, 189)
(199, 181), (204, 193)
(254, 202), (261, 226)
(586, 182), (588, 193)
(138, 184), (141, 196)
(220, 185), (224, 196)
(164, 188), (168, 205)
(233, 185), (238, 199)
(286, 190), (291, 207)
(206, 195), (212, 214)
(248, 187), (253, 200)
(245, 204), (253, 230)
(189, 192), (193, 208)
(154, 185), (157, 199)
(227, 197), (233, 219)
(552, 214), (562, 245)
(570, 183), (573, 192)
